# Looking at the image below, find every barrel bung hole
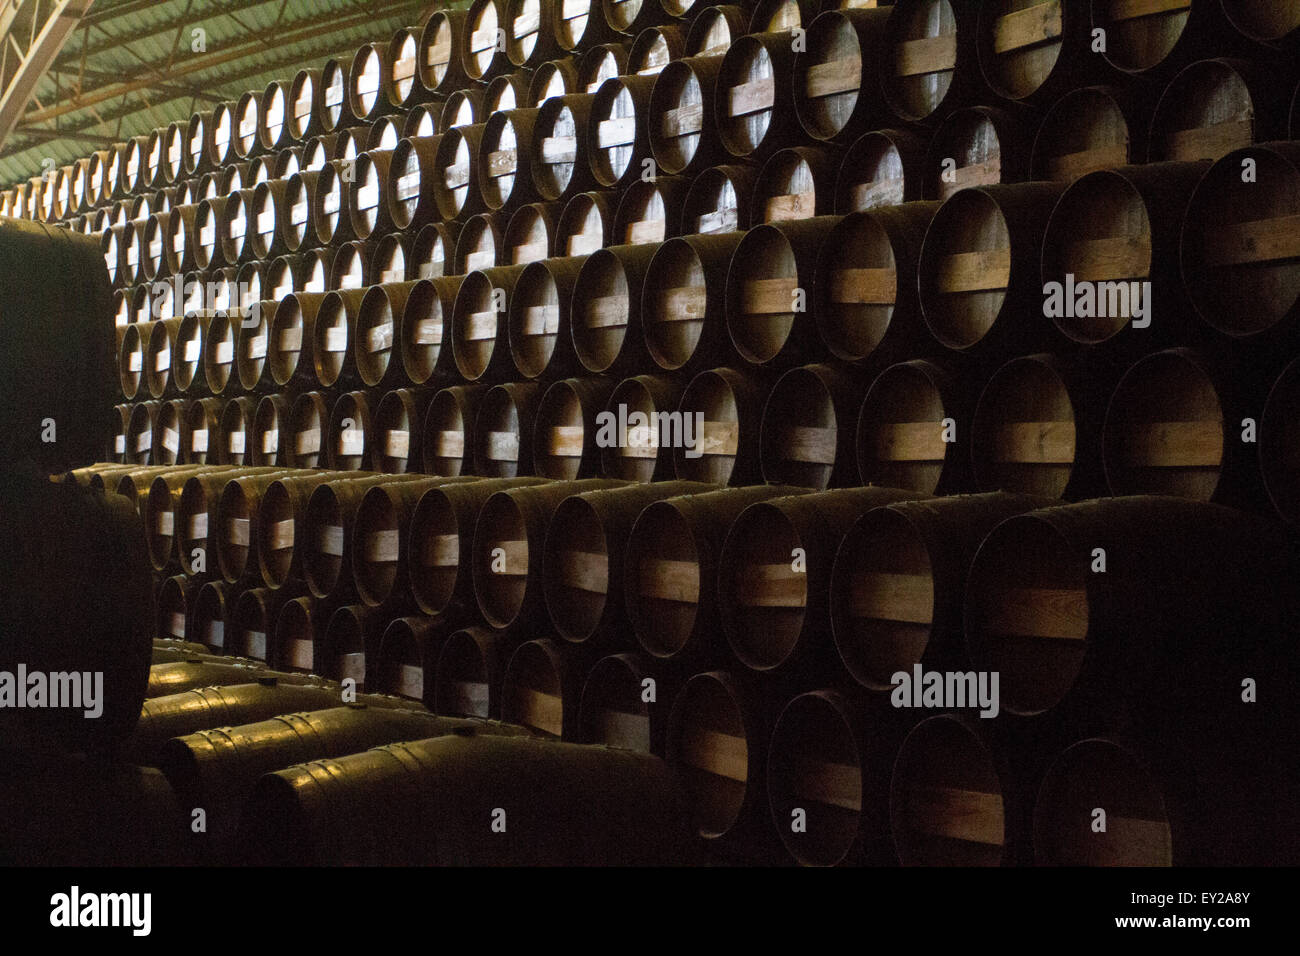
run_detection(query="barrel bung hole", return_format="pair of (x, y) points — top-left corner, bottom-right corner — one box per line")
(1034, 739), (1172, 866)
(831, 507), (936, 692)
(891, 715), (1007, 866)
(965, 515), (1088, 717)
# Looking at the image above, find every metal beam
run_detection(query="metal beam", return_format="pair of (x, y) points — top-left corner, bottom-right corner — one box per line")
(0, 0), (96, 149)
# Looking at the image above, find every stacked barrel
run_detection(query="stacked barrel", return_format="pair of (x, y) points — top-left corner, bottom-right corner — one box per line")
(12, 0), (1300, 866)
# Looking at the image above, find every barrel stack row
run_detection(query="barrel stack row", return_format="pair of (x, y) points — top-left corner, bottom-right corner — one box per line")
(7, 0), (1300, 868)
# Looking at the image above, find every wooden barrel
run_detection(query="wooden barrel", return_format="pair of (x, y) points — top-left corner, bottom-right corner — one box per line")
(229, 586), (296, 662)
(254, 471), (353, 589)
(373, 388), (425, 474)
(751, 147), (840, 224)
(280, 172), (318, 251)
(1092, 0), (1235, 77)
(815, 203), (939, 365)
(1179, 142), (1300, 344)
(250, 395), (293, 467)
(643, 232), (744, 371)
(433, 122), (489, 222)
(349, 149), (395, 240)
(372, 232), (413, 286)
(453, 211), (505, 274)
(795, 8), (892, 144)
(855, 359), (966, 493)
(682, 162), (758, 235)
(504, 201), (561, 264)
(1219, 0), (1300, 47)
(265, 292), (326, 389)
(716, 33), (798, 160)
(463, 0), (514, 81)
(767, 689), (905, 865)
(1101, 348), (1253, 504)
(383, 28), (424, 111)
(675, 366), (773, 485)
(232, 92), (264, 160)
(434, 625), (507, 717)
(829, 492), (1052, 693)
(684, 4), (748, 55)
(879, 0), (973, 125)
(578, 41), (629, 89)
(628, 23), (686, 76)
(924, 105), (1032, 200)
(890, 713), (1020, 866)
(571, 245), (658, 374)
(145, 317), (184, 399)
(532, 93), (598, 201)
(375, 616), (444, 702)
(302, 475), (391, 599)
(354, 477), (475, 607)
(507, 258), (582, 377)
(544, 481), (712, 645)
(719, 487), (926, 677)
(726, 216), (841, 367)
(331, 239), (377, 291)
(501, 638), (576, 737)
(259, 80), (294, 154)
(347, 43), (394, 124)
(174, 470), (237, 576)
(974, 0), (1095, 106)
(283, 392), (329, 469)
(182, 397), (224, 466)
(558, 0), (616, 52)
(626, 486), (810, 664)
(917, 181), (1067, 353)
(1041, 161), (1211, 348)
(604, 0), (672, 34)
(599, 374), (683, 481)
(142, 466), (230, 568)
(441, 88), (484, 131)
(420, 8), (471, 95)
(552, 196), (614, 263)
(321, 603), (390, 687)
(971, 353), (1104, 499)
(388, 136), (442, 231)
(760, 363), (866, 488)
(577, 652), (673, 755)
(403, 103), (441, 140)
(141, 213), (171, 282)
(354, 281), (415, 388)
(156, 574), (196, 639)
(119, 323), (147, 401)
(1031, 85), (1142, 181)
(1150, 57), (1287, 163)
(126, 678), (419, 766)
(236, 729), (697, 865)
(408, 476), (548, 617)
(504, 0), (562, 67)
(480, 108), (541, 211)
(614, 175), (690, 244)
(1261, 354), (1300, 525)
(451, 265), (528, 381)
(328, 390), (375, 471)
(473, 381), (543, 476)
(529, 56), (582, 104)
(165, 203), (201, 275)
(266, 253), (307, 302)
(215, 468), (300, 583)
(964, 495), (1294, 725)
(154, 399), (192, 465)
(664, 669), (780, 860)
(589, 75), (657, 188)
(161, 706), (489, 860)
(473, 478), (628, 631)
(400, 276), (464, 385)
(419, 384), (485, 476)
(311, 288), (368, 388)
(533, 377), (617, 478)
(312, 162), (353, 246)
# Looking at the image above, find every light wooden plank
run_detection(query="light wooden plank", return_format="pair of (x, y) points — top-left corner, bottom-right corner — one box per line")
(870, 421), (949, 462)
(558, 549), (608, 592)
(514, 686), (564, 736)
(597, 117), (636, 148)
(895, 34), (957, 76)
(227, 517), (250, 547)
(662, 102), (703, 137)
(522, 305), (560, 335)
(485, 430), (519, 462)
(423, 533), (460, 566)
(1108, 0), (1191, 21)
(1164, 118), (1253, 161)
(444, 163), (470, 189)
(992, 1), (1063, 54)
(268, 518), (295, 550)
(1121, 420), (1223, 468)
(765, 191), (815, 222)
(396, 665), (423, 700)
(783, 425), (838, 465)
(465, 310), (499, 341)
(831, 267), (896, 304)
(487, 538), (529, 574)
(700, 420), (739, 456)
(584, 294), (629, 327)
(728, 76), (774, 117)
(435, 430), (464, 458)
(487, 149), (517, 176)
(805, 55), (861, 97)
(638, 557), (700, 603)
(1063, 234), (1150, 281)
(792, 757), (862, 811)
(983, 587), (1088, 640)
(626, 218), (664, 244)
(1202, 213), (1300, 268)
(742, 276), (799, 314)
(448, 680), (490, 715)
(848, 572), (934, 624)
(696, 208), (737, 234)
(384, 429), (410, 459)
(364, 529), (400, 562)
(660, 285), (707, 319)
(993, 420), (1075, 464)
(549, 425), (585, 457)
(737, 562), (807, 608)
(593, 709), (650, 751)
(512, 241), (548, 263)
(1047, 142), (1129, 181)
(906, 785), (1005, 845)
(540, 136), (577, 163)
(937, 248), (1011, 293)
(679, 729), (747, 781)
